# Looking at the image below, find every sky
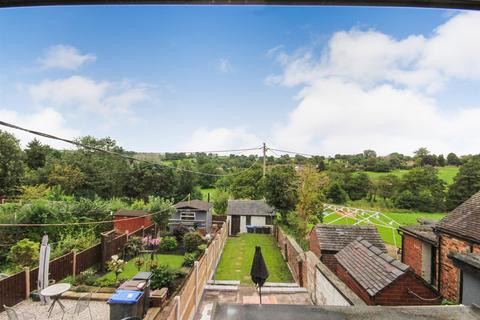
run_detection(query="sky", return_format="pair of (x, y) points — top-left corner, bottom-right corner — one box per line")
(1, 5), (479, 156)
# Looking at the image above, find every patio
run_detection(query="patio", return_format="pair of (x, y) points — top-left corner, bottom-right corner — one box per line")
(0, 298), (109, 320)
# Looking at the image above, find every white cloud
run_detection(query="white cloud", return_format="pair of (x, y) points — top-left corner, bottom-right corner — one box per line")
(185, 127), (261, 153)
(266, 11), (480, 156)
(38, 44), (96, 70)
(0, 107), (79, 149)
(28, 76), (149, 117)
(217, 58), (234, 73)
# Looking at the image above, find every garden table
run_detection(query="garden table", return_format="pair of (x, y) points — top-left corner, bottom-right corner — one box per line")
(40, 283), (71, 317)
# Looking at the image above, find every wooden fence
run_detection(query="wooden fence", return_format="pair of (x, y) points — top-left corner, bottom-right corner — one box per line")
(0, 224), (154, 311)
(164, 221), (229, 320)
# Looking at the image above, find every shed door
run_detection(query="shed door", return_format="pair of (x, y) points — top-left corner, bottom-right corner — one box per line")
(231, 216), (240, 235)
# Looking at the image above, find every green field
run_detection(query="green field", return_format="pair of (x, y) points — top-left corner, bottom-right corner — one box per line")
(200, 188), (216, 201)
(362, 166), (459, 185)
(215, 234), (293, 284)
(322, 211), (445, 247)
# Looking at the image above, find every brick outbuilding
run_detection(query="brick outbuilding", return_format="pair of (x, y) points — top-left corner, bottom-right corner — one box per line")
(309, 224), (386, 272)
(114, 209), (153, 234)
(335, 239), (441, 306)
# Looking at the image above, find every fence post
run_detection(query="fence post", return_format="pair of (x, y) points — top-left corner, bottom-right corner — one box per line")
(72, 250), (77, 280)
(194, 261), (199, 310)
(175, 295), (181, 320)
(100, 232), (110, 273)
(24, 267), (30, 299)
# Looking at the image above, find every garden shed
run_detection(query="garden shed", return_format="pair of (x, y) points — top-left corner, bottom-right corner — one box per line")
(170, 199), (213, 234)
(226, 199), (275, 235)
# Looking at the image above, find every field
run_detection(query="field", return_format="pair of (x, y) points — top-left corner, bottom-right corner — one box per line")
(215, 234), (293, 284)
(362, 166), (459, 185)
(200, 188), (216, 201)
(322, 211), (446, 248)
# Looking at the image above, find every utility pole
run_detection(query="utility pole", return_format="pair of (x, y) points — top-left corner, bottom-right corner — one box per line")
(263, 142), (267, 178)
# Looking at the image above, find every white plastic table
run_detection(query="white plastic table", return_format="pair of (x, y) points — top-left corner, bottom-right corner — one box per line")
(40, 283), (71, 317)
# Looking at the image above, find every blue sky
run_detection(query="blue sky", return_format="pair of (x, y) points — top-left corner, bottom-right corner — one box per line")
(1, 5), (479, 155)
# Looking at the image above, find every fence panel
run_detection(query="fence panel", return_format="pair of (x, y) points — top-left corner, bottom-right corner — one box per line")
(49, 252), (74, 283)
(76, 244), (102, 274)
(0, 271), (26, 311)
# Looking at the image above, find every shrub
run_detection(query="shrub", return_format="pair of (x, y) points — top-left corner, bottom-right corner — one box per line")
(51, 231), (98, 259)
(150, 264), (175, 290)
(197, 244), (207, 253)
(8, 238), (39, 268)
(172, 225), (189, 242)
(123, 236), (143, 260)
(183, 252), (197, 267)
(183, 232), (204, 253)
(107, 255), (126, 282)
(95, 277), (117, 288)
(159, 236), (178, 251)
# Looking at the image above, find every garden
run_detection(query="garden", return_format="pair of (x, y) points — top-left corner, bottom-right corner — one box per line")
(63, 226), (209, 296)
(215, 234), (293, 284)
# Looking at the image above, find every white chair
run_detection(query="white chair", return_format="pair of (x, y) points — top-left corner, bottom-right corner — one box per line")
(61, 293), (92, 320)
(3, 305), (36, 320)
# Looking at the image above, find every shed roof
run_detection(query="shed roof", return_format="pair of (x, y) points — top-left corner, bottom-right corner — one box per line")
(400, 224), (437, 245)
(174, 199), (212, 211)
(114, 209), (148, 217)
(312, 224), (387, 253)
(226, 200), (275, 216)
(336, 239), (409, 296)
(435, 191), (480, 243)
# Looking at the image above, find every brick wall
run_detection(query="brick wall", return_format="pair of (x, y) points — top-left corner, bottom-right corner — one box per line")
(438, 233), (480, 302)
(335, 263), (374, 305)
(402, 234), (423, 278)
(320, 253), (338, 273)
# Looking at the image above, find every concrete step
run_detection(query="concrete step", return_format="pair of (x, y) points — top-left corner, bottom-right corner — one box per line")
(205, 285), (238, 291)
(207, 280), (240, 285)
(260, 287), (308, 294)
(264, 282), (299, 287)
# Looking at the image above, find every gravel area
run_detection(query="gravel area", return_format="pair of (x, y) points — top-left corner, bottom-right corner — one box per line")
(0, 298), (109, 320)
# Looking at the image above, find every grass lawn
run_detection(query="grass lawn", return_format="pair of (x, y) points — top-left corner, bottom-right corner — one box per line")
(322, 211), (446, 247)
(215, 234), (293, 284)
(361, 166), (459, 185)
(200, 188), (216, 201)
(98, 254), (184, 282)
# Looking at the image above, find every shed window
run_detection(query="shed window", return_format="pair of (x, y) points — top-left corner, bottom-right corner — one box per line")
(180, 211), (195, 221)
(266, 216), (273, 225)
(246, 216), (251, 225)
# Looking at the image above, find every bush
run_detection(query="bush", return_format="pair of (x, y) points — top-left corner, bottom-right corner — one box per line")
(159, 236), (178, 251)
(123, 236), (143, 260)
(182, 252), (198, 267)
(75, 268), (98, 286)
(197, 244), (207, 253)
(150, 264), (176, 290)
(172, 225), (189, 242)
(8, 238), (39, 268)
(183, 232), (204, 253)
(51, 230), (98, 259)
(95, 277), (117, 288)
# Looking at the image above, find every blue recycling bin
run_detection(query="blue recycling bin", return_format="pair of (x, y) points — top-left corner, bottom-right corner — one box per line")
(108, 290), (144, 320)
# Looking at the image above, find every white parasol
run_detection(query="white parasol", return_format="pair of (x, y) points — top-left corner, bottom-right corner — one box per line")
(38, 234), (51, 305)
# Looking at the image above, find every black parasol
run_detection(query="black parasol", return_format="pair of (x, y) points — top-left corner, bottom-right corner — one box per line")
(250, 245), (269, 304)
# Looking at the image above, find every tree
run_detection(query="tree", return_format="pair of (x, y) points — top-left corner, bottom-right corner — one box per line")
(394, 166), (445, 212)
(325, 182), (348, 204)
(296, 166), (328, 236)
(264, 165), (298, 217)
(149, 197), (176, 230)
(229, 164), (264, 199)
(124, 162), (176, 200)
(0, 131), (24, 195)
(447, 152), (462, 166)
(437, 154), (446, 167)
(344, 173), (371, 201)
(213, 190), (229, 214)
(47, 163), (86, 194)
(175, 160), (199, 201)
(8, 238), (39, 268)
(446, 158), (480, 210)
(414, 147), (430, 166)
(376, 174), (400, 200)
(25, 139), (51, 170)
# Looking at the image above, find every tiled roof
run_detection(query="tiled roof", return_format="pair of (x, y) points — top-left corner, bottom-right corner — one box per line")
(227, 200), (275, 216)
(114, 209), (148, 217)
(436, 191), (480, 243)
(174, 199), (212, 211)
(449, 252), (480, 270)
(400, 224), (437, 245)
(313, 224), (387, 253)
(336, 239), (410, 296)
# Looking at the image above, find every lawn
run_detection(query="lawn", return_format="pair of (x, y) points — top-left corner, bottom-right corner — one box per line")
(322, 211), (446, 247)
(215, 234), (293, 284)
(98, 254), (184, 282)
(361, 166), (459, 185)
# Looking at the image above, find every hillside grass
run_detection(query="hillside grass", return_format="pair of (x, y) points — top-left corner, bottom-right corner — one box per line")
(361, 166), (459, 185)
(200, 188), (216, 201)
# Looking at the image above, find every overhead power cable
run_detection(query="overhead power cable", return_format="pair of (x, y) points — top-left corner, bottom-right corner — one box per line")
(149, 146), (263, 154)
(268, 147), (319, 158)
(0, 120), (260, 177)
